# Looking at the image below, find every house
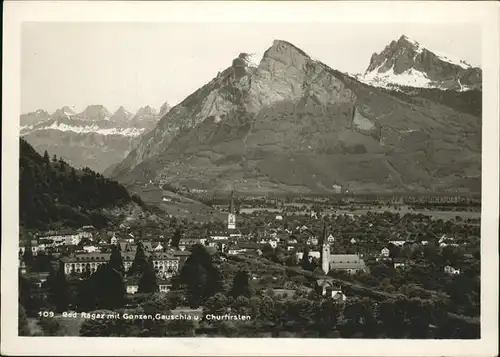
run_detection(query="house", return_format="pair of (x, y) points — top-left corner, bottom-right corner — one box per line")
(268, 239), (278, 249)
(393, 258), (407, 269)
(142, 241), (154, 252)
(389, 240), (406, 247)
(228, 247), (245, 256)
(271, 289), (295, 299)
(327, 234), (335, 244)
(82, 245), (100, 253)
(229, 233), (242, 240)
(125, 278), (139, 294)
(307, 237), (319, 246)
(316, 279), (347, 301)
(110, 235), (118, 245)
(19, 261), (27, 274)
(118, 241), (134, 253)
(170, 250), (191, 267)
(275, 215), (283, 221)
(444, 265), (461, 275)
(287, 237), (298, 244)
(380, 247), (390, 257)
(210, 232), (229, 240)
(206, 240), (218, 248)
(153, 243), (164, 251)
(178, 238), (205, 251)
(296, 251), (321, 261)
(158, 281), (172, 293)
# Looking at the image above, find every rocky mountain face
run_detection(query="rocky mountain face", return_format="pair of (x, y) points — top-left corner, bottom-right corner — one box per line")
(109, 39), (481, 194)
(20, 102), (171, 173)
(354, 35), (482, 92)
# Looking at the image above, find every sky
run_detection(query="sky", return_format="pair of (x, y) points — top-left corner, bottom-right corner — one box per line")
(21, 22), (481, 114)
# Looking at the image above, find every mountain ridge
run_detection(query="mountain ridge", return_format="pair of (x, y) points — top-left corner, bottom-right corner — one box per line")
(19, 138), (146, 230)
(20, 102), (172, 173)
(109, 38), (481, 194)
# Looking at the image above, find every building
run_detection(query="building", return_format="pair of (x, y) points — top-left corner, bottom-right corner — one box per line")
(307, 237), (319, 246)
(393, 258), (407, 269)
(61, 253), (111, 275)
(153, 243), (164, 251)
(82, 245), (100, 253)
(61, 251), (180, 277)
(296, 251), (321, 261)
(150, 252), (180, 279)
(316, 279), (347, 301)
(444, 265), (461, 275)
(158, 281), (172, 293)
(320, 223), (366, 274)
(125, 278), (139, 294)
(381, 247), (390, 257)
(228, 189), (236, 230)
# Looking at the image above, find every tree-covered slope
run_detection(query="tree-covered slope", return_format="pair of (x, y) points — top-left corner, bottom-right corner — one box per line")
(19, 138), (138, 230)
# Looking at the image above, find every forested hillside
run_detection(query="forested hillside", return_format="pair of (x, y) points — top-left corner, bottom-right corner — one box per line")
(19, 138), (139, 230)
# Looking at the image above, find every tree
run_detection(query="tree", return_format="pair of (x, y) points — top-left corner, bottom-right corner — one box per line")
(128, 241), (147, 276)
(171, 227), (182, 249)
(138, 258), (158, 294)
(79, 310), (116, 336)
(38, 317), (63, 336)
(77, 264), (126, 311)
(179, 244), (223, 308)
(43, 150), (50, 165)
(22, 245), (34, 269)
(300, 247), (313, 271)
(18, 305), (31, 336)
(47, 265), (70, 312)
(109, 246), (124, 275)
(52, 154), (57, 163)
(230, 270), (254, 298)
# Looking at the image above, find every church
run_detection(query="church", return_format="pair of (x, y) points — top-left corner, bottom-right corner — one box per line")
(320, 223), (366, 275)
(227, 189), (236, 230)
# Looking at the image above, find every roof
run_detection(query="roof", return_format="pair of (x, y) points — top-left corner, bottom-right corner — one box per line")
(237, 242), (262, 249)
(317, 280), (342, 290)
(170, 250), (191, 257)
(330, 262), (365, 270)
(329, 254), (363, 264)
(150, 252), (178, 260)
(205, 246), (218, 255)
(61, 253), (111, 263)
(272, 289), (295, 297)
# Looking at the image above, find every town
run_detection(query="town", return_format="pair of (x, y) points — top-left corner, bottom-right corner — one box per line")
(19, 190), (481, 338)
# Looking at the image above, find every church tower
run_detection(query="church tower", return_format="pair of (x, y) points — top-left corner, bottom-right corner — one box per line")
(227, 189), (236, 230)
(320, 221), (331, 274)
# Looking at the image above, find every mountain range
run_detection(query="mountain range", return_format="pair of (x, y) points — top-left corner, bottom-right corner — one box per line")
(20, 103), (171, 173)
(106, 36), (481, 194)
(21, 35), (481, 194)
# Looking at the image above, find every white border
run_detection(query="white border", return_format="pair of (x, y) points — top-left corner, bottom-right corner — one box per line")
(2, 1), (499, 356)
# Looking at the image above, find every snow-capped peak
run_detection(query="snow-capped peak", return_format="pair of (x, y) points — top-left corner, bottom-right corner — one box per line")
(356, 34), (481, 92)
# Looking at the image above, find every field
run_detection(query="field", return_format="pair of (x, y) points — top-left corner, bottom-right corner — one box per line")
(130, 184), (227, 223)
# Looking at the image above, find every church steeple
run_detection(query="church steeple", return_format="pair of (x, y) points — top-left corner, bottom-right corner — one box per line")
(229, 189), (235, 214)
(322, 220), (328, 246)
(227, 188), (236, 230)
(321, 220), (330, 274)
